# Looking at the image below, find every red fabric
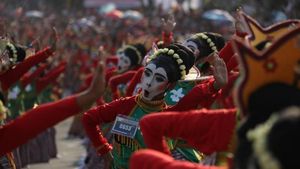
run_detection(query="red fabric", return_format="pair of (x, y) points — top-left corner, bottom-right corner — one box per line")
(82, 96), (136, 155)
(140, 109), (236, 155)
(82, 81), (219, 156)
(96, 97), (105, 106)
(105, 68), (117, 84)
(167, 80), (219, 111)
(162, 32), (174, 47)
(0, 95), (80, 156)
(20, 64), (47, 88)
(226, 56), (238, 72)
(215, 73), (239, 108)
(219, 42), (234, 64)
(126, 67), (144, 96)
(36, 62), (66, 93)
(130, 149), (225, 169)
(109, 70), (136, 99)
(0, 47), (53, 91)
(235, 31), (248, 38)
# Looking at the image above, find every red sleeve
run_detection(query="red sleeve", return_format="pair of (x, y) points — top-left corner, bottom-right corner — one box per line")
(109, 71), (136, 99)
(0, 95), (80, 156)
(219, 42), (234, 64)
(167, 80), (219, 111)
(139, 109), (236, 155)
(126, 67), (144, 96)
(36, 62), (66, 93)
(215, 73), (239, 108)
(130, 150), (225, 169)
(105, 68), (117, 85)
(0, 47), (53, 91)
(235, 31), (248, 38)
(226, 56), (238, 72)
(20, 64), (47, 88)
(162, 31), (173, 47)
(81, 96), (136, 155)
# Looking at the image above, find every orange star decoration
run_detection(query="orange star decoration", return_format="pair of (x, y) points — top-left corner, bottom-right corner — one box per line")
(233, 25), (300, 116)
(236, 9), (300, 49)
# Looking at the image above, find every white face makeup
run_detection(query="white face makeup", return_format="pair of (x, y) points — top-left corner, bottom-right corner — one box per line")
(183, 40), (200, 61)
(117, 53), (131, 73)
(141, 63), (169, 101)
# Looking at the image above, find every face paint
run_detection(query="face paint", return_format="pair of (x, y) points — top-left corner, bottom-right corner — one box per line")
(183, 40), (200, 62)
(117, 53), (131, 73)
(141, 63), (169, 101)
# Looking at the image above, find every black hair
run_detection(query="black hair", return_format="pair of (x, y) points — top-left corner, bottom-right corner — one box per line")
(187, 32), (225, 61)
(268, 109), (300, 169)
(6, 43), (26, 63)
(123, 43), (147, 67)
(149, 43), (195, 83)
(235, 83), (300, 169)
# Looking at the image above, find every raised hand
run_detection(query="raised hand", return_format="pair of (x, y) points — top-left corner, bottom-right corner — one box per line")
(89, 46), (106, 98)
(209, 53), (228, 90)
(161, 13), (176, 34)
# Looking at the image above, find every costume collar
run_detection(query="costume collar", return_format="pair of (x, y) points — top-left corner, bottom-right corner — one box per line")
(135, 94), (166, 112)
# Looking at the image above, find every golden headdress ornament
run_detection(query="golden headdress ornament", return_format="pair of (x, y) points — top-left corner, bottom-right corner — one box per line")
(236, 9), (300, 49)
(233, 23), (300, 116)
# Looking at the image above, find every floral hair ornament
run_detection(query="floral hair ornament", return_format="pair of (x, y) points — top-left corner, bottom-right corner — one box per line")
(149, 48), (186, 80)
(194, 33), (218, 54)
(6, 42), (18, 64)
(247, 114), (281, 169)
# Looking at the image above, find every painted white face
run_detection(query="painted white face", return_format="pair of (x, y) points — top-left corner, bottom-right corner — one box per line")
(183, 40), (200, 62)
(117, 53), (131, 73)
(141, 63), (169, 101)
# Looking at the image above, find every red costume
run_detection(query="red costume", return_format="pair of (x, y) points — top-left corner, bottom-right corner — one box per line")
(82, 80), (217, 155)
(35, 61), (66, 94)
(130, 149), (225, 169)
(0, 95), (80, 157)
(108, 70), (136, 99)
(0, 47), (54, 92)
(139, 109), (236, 155)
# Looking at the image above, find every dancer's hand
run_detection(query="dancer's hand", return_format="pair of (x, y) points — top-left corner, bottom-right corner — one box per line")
(161, 13), (176, 34)
(208, 53), (228, 90)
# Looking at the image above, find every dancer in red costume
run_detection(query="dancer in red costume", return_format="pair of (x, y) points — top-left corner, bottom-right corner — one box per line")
(129, 15), (300, 169)
(82, 43), (227, 169)
(0, 59), (105, 156)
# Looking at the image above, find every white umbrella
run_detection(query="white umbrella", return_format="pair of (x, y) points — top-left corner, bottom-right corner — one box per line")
(123, 10), (143, 21)
(202, 9), (234, 23)
(25, 10), (44, 18)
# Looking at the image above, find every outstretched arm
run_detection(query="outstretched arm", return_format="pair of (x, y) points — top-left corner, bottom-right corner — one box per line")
(0, 59), (105, 156)
(0, 27), (58, 91)
(36, 61), (66, 93)
(0, 47), (54, 91)
(140, 109), (236, 155)
(130, 149), (225, 169)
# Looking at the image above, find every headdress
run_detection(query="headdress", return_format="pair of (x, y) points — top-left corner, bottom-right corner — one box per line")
(233, 20), (300, 116)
